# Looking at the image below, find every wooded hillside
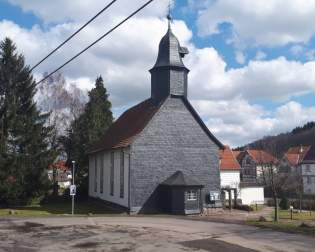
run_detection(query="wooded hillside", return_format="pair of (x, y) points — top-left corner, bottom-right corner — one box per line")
(238, 122), (315, 156)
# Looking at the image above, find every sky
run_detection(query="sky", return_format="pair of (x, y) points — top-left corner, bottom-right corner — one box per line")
(1, 0), (315, 147)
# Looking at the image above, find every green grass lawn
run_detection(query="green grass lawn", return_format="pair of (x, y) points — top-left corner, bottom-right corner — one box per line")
(250, 204), (265, 212)
(279, 210), (315, 221)
(0, 198), (124, 217)
(247, 220), (315, 236)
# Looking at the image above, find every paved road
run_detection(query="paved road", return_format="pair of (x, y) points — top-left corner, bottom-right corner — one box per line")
(0, 216), (314, 252)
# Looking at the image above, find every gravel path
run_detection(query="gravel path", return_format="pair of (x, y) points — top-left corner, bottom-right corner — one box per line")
(0, 216), (313, 252)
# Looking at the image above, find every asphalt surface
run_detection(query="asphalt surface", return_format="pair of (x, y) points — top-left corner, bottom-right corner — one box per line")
(0, 216), (314, 252)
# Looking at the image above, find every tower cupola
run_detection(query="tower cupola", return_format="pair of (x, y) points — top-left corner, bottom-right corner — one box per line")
(150, 16), (189, 103)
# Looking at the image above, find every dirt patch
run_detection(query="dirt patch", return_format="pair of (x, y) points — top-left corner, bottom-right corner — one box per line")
(73, 241), (101, 248)
(11, 221), (45, 232)
(180, 238), (259, 252)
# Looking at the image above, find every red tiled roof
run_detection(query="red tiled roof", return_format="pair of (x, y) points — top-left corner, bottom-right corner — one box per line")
(247, 150), (278, 165)
(220, 145), (241, 170)
(232, 150), (242, 159)
(88, 99), (160, 153)
(284, 145), (311, 165)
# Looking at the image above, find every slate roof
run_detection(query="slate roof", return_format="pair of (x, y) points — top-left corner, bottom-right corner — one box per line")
(301, 145), (315, 163)
(151, 26), (188, 70)
(161, 171), (204, 187)
(247, 150), (278, 165)
(219, 145), (241, 171)
(88, 97), (224, 154)
(284, 145), (311, 165)
(88, 99), (160, 153)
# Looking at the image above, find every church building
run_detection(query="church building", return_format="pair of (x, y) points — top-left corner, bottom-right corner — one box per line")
(88, 17), (223, 214)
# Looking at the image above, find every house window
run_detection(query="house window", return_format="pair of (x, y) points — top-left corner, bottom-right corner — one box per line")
(100, 154), (104, 194)
(307, 176), (311, 184)
(186, 190), (197, 201)
(306, 165), (311, 172)
(110, 152), (114, 196)
(120, 151), (124, 199)
(94, 156), (97, 193)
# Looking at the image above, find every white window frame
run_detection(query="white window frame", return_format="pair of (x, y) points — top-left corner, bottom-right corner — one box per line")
(186, 190), (197, 201)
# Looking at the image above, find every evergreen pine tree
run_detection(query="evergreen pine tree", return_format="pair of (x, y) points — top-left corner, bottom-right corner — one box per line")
(66, 76), (113, 195)
(85, 76), (113, 144)
(0, 38), (54, 204)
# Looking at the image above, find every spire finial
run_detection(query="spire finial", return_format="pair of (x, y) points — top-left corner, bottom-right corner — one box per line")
(167, 0), (172, 28)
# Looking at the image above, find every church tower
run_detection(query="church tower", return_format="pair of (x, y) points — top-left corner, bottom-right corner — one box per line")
(88, 12), (223, 215)
(150, 16), (189, 103)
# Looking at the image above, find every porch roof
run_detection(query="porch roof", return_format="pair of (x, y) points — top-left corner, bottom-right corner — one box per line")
(161, 171), (204, 187)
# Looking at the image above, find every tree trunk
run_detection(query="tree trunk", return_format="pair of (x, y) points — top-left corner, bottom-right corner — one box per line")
(274, 196), (279, 222)
(53, 167), (58, 196)
(299, 192), (303, 213)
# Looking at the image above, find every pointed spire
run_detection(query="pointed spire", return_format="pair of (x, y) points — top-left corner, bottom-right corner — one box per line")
(149, 2), (190, 103)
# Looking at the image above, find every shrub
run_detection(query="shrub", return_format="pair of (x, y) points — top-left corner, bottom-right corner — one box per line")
(235, 204), (254, 211)
(279, 197), (289, 210)
(291, 199), (315, 210)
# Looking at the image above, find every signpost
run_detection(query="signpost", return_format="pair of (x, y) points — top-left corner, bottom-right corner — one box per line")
(71, 161), (76, 215)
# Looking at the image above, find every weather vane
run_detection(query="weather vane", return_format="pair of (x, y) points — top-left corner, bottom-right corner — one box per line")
(167, 0), (172, 26)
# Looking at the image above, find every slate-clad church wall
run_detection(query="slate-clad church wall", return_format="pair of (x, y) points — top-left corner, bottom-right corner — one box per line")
(129, 97), (220, 213)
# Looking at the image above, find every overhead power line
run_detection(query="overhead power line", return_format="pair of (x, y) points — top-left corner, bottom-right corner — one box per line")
(29, 0), (118, 72)
(36, 0), (155, 86)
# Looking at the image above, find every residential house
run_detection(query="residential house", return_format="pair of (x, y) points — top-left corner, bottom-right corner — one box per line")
(220, 147), (265, 205)
(220, 146), (240, 202)
(237, 149), (279, 182)
(280, 145), (315, 195)
(280, 145), (310, 173)
(301, 146), (315, 194)
(88, 18), (224, 214)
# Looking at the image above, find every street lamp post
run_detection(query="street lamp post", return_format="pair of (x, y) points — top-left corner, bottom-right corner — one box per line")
(71, 160), (75, 215)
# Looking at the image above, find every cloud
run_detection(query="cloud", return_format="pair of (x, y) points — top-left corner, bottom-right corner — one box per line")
(2, 0), (315, 147)
(7, 0), (170, 23)
(235, 50), (246, 64)
(197, 0), (315, 47)
(0, 15), (192, 107)
(290, 45), (304, 56)
(187, 50), (315, 102)
(255, 51), (266, 60)
(305, 49), (315, 60)
(192, 99), (315, 147)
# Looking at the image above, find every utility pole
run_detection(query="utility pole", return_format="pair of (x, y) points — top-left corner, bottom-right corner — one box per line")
(71, 160), (76, 215)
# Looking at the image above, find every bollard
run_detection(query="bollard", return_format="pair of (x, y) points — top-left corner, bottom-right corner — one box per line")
(290, 205), (293, 220)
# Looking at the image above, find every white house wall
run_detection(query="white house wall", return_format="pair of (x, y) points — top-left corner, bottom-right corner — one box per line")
(239, 187), (264, 205)
(220, 171), (240, 188)
(89, 148), (129, 208)
(302, 164), (315, 195)
(220, 171), (240, 200)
